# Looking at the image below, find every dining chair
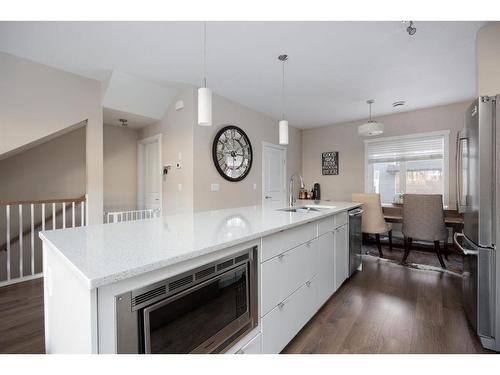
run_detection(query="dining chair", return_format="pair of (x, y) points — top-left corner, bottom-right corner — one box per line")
(352, 193), (392, 258)
(401, 194), (448, 268)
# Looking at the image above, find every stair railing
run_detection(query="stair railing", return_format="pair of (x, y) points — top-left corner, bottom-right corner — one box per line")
(0, 194), (87, 287)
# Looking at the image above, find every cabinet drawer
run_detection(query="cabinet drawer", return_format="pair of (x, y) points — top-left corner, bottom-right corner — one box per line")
(261, 221), (317, 262)
(236, 333), (261, 354)
(333, 211), (348, 228)
(261, 238), (317, 316)
(261, 277), (317, 354)
(317, 212), (348, 236)
(317, 216), (334, 236)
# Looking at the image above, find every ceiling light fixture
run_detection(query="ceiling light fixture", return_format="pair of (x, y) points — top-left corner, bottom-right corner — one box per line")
(198, 21), (212, 126)
(278, 54), (289, 145)
(358, 100), (384, 137)
(406, 21), (417, 36)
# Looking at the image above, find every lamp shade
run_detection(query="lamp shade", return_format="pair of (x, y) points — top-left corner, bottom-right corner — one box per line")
(198, 87), (212, 126)
(279, 120), (289, 145)
(358, 121), (384, 136)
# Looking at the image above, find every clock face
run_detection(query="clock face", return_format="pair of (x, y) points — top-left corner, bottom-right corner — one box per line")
(212, 126), (253, 182)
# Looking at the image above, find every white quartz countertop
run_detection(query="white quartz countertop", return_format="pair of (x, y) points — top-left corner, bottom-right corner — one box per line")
(39, 200), (361, 289)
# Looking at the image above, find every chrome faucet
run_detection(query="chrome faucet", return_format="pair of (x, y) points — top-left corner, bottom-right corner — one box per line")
(289, 174), (305, 206)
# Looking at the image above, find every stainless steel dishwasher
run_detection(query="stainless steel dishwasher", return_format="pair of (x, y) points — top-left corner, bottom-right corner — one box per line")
(348, 207), (363, 276)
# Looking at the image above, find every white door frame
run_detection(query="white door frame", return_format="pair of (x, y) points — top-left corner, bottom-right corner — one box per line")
(261, 141), (287, 205)
(137, 134), (162, 211)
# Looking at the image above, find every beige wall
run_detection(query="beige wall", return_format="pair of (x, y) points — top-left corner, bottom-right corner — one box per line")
(140, 88), (195, 214)
(103, 124), (139, 212)
(0, 126), (86, 202)
(0, 52), (103, 223)
(302, 101), (470, 209)
(193, 93), (302, 211)
(476, 23), (500, 96)
(140, 88), (303, 213)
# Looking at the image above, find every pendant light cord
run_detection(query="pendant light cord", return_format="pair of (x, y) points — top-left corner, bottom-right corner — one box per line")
(281, 59), (285, 120)
(369, 102), (372, 121)
(203, 21), (207, 88)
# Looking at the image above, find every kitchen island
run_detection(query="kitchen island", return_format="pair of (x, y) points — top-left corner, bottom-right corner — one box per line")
(39, 200), (362, 354)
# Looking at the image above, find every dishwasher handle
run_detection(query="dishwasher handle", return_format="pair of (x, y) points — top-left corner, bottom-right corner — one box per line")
(349, 209), (364, 217)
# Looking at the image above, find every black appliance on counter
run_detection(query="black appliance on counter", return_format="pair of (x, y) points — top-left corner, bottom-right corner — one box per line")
(313, 183), (321, 200)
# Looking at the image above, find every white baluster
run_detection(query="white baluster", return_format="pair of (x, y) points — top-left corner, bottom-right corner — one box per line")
(19, 204), (23, 277)
(42, 203), (45, 231)
(85, 194), (89, 226)
(31, 204), (35, 276)
(52, 203), (56, 229)
(62, 202), (66, 229)
(72, 202), (75, 227)
(6, 205), (10, 280)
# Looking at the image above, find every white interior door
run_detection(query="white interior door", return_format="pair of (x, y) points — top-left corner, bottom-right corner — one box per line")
(138, 136), (161, 211)
(262, 143), (286, 205)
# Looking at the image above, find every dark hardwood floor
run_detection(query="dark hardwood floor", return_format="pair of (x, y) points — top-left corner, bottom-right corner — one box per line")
(284, 256), (491, 354)
(0, 256), (492, 354)
(0, 278), (45, 353)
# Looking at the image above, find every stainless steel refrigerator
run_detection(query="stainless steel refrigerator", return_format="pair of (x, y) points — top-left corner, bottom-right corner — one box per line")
(454, 95), (498, 351)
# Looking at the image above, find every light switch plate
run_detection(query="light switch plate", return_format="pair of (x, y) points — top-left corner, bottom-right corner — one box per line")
(253, 183), (257, 190)
(175, 100), (184, 111)
(178, 183), (182, 192)
(211, 183), (220, 192)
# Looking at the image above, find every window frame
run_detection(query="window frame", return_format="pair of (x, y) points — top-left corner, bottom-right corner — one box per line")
(363, 130), (450, 206)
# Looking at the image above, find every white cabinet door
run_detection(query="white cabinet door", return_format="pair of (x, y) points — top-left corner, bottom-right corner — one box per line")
(236, 333), (262, 354)
(261, 277), (317, 354)
(316, 231), (335, 308)
(261, 239), (317, 316)
(334, 224), (349, 291)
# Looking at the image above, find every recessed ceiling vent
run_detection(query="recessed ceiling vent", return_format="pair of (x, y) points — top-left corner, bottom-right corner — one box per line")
(392, 101), (406, 108)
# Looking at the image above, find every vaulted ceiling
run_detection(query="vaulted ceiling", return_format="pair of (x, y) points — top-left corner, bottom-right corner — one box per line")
(0, 21), (486, 128)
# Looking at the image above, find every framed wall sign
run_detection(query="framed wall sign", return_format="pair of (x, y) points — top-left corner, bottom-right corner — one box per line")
(322, 151), (339, 175)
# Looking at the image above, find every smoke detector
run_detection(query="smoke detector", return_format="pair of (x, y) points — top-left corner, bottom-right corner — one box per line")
(392, 100), (406, 108)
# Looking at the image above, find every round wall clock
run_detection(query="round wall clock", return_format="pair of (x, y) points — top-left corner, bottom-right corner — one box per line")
(212, 125), (253, 182)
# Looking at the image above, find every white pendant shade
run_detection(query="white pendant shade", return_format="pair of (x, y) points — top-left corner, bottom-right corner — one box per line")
(198, 87), (212, 126)
(279, 120), (289, 145)
(358, 121), (384, 136)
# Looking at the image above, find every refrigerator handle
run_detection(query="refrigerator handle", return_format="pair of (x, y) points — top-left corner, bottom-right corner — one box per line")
(455, 132), (461, 211)
(453, 232), (479, 256)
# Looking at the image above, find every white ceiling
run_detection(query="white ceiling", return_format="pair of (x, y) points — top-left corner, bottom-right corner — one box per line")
(103, 107), (157, 129)
(0, 21), (487, 129)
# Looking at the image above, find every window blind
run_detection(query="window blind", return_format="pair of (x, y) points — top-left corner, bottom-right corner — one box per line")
(366, 134), (445, 164)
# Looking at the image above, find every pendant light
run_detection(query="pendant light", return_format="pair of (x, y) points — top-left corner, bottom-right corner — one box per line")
(198, 21), (212, 126)
(358, 99), (384, 136)
(278, 54), (289, 145)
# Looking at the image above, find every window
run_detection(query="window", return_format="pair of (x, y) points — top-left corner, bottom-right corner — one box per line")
(364, 131), (449, 205)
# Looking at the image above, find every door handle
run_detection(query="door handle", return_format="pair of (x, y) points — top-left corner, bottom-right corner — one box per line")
(265, 196), (272, 199)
